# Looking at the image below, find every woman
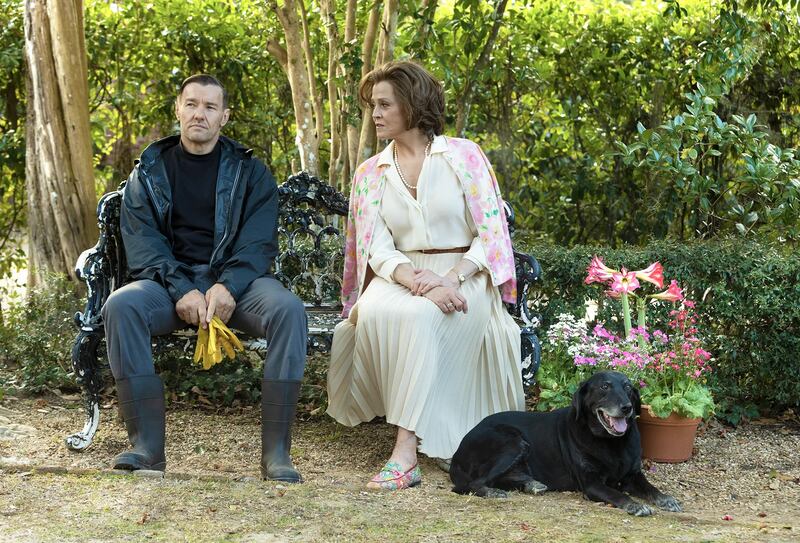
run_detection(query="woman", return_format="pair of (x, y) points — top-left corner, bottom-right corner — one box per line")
(327, 61), (524, 490)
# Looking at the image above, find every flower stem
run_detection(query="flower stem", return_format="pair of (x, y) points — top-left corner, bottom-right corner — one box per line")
(636, 296), (646, 349)
(621, 292), (632, 339)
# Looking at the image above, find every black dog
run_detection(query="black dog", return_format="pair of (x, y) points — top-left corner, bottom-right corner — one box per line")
(450, 371), (682, 516)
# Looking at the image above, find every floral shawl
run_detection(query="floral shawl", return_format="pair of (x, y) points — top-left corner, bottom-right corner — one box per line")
(340, 136), (517, 318)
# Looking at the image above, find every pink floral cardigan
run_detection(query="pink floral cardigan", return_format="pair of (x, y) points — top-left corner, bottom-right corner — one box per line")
(340, 136), (517, 318)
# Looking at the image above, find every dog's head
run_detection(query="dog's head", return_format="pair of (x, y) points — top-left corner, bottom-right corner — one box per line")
(572, 371), (641, 438)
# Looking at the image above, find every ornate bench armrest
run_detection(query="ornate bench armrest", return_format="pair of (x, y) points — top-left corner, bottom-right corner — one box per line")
(67, 188), (125, 451)
(74, 189), (127, 331)
(503, 201), (543, 386)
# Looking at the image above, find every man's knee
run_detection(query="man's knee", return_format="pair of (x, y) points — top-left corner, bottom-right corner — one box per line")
(277, 291), (307, 326)
(102, 287), (141, 322)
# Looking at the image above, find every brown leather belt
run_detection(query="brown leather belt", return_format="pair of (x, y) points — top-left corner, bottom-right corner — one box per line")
(419, 246), (470, 255)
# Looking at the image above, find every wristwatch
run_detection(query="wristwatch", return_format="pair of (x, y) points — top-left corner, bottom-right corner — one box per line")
(457, 273), (466, 286)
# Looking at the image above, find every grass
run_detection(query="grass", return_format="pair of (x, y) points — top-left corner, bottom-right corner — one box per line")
(1, 396), (797, 542)
(0, 469), (781, 542)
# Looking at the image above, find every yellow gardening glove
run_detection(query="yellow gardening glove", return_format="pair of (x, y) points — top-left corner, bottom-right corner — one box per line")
(193, 325), (209, 368)
(211, 316), (244, 352)
(193, 317), (244, 370)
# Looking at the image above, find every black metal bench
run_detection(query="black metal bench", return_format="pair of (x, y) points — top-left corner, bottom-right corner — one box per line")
(65, 172), (542, 451)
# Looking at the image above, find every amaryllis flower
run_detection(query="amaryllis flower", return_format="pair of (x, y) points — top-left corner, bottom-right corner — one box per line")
(651, 280), (683, 302)
(609, 268), (640, 295)
(585, 256), (618, 284)
(634, 262), (665, 289)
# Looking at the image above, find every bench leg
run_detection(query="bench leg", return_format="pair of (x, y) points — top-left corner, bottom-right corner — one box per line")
(520, 327), (541, 388)
(65, 329), (104, 451)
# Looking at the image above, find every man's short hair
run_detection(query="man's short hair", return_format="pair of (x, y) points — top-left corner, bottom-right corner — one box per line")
(358, 61), (445, 139)
(178, 74), (228, 108)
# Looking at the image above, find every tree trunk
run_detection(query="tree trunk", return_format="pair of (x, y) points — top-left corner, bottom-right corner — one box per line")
(341, 0), (358, 186)
(375, 0), (399, 66)
(267, 0), (322, 176)
(454, 0), (509, 136)
(24, 0), (98, 286)
(319, 0), (345, 189)
(356, 0), (389, 165)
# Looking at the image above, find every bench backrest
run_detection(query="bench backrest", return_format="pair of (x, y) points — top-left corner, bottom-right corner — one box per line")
(76, 171), (539, 331)
(274, 172), (348, 309)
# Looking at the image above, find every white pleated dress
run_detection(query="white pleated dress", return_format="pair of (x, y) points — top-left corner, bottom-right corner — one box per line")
(326, 137), (525, 459)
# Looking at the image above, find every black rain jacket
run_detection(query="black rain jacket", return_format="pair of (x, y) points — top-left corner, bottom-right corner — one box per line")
(120, 134), (278, 302)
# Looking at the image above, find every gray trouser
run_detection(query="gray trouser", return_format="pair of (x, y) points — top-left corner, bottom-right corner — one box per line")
(101, 267), (307, 381)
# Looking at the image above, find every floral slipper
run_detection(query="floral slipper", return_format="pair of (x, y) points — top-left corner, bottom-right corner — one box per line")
(366, 461), (422, 490)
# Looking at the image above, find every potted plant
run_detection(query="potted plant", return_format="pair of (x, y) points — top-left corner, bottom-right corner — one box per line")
(541, 257), (714, 462)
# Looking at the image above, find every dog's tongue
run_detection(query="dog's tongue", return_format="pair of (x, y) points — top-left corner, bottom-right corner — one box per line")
(611, 416), (628, 433)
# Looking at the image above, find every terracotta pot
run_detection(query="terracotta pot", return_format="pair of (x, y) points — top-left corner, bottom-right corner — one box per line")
(637, 406), (701, 463)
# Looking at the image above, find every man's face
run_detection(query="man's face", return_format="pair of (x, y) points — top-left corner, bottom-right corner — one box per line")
(175, 83), (230, 148)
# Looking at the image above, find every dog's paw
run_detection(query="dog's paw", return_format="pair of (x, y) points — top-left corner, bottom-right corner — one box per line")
(655, 495), (682, 512)
(483, 488), (509, 499)
(623, 501), (654, 516)
(522, 480), (548, 495)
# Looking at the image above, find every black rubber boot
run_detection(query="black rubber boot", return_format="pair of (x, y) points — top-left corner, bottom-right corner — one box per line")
(112, 374), (167, 471)
(261, 379), (302, 483)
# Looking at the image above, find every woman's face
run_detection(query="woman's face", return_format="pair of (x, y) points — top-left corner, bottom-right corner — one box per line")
(371, 81), (407, 140)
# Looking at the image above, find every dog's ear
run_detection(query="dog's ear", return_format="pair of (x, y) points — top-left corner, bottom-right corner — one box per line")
(631, 385), (641, 416)
(573, 381), (588, 421)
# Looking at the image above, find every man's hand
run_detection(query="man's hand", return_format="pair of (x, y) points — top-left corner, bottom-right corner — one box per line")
(205, 283), (236, 324)
(176, 289), (208, 327)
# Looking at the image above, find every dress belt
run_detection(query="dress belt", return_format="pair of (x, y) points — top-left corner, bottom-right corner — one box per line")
(419, 246), (470, 255)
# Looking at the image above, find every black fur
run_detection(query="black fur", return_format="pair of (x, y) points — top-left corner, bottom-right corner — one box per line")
(450, 371), (682, 516)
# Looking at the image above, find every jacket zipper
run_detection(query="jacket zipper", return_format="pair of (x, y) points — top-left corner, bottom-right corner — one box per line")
(141, 168), (167, 232)
(209, 159), (243, 265)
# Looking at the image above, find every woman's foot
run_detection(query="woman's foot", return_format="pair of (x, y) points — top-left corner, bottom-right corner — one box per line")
(366, 427), (420, 490)
(366, 461), (421, 490)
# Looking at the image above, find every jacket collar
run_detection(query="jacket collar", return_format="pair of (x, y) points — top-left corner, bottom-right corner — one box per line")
(375, 134), (448, 168)
(137, 134), (251, 170)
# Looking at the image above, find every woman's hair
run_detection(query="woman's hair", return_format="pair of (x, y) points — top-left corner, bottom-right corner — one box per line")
(358, 61), (445, 138)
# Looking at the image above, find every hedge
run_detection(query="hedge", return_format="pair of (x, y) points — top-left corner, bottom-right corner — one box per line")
(521, 238), (800, 414)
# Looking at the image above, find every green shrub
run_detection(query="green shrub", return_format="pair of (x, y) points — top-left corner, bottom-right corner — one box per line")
(0, 274), (83, 393)
(523, 238), (800, 418)
(154, 349), (329, 415)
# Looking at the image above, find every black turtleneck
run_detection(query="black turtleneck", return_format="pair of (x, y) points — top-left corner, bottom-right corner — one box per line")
(163, 141), (220, 265)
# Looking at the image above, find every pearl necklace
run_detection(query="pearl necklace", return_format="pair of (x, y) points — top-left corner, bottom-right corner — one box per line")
(393, 140), (432, 191)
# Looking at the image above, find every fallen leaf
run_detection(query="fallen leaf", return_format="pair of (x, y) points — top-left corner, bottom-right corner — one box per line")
(138, 512), (149, 525)
(722, 515), (733, 521)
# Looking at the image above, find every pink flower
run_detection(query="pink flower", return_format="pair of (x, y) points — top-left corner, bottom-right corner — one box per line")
(651, 280), (684, 302)
(593, 324), (618, 341)
(634, 262), (665, 289)
(610, 268), (640, 295)
(585, 256), (618, 285)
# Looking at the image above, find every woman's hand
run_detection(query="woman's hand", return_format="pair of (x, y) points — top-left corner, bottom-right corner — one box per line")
(424, 286), (468, 314)
(412, 269), (456, 295)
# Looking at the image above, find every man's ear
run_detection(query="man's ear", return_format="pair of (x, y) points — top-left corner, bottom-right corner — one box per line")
(221, 108), (230, 127)
(175, 99), (181, 120)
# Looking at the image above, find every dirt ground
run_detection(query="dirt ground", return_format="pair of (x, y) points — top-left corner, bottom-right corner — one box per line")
(1, 392), (799, 542)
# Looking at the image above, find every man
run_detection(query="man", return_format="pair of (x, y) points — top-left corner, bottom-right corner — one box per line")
(102, 74), (306, 483)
